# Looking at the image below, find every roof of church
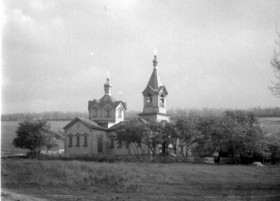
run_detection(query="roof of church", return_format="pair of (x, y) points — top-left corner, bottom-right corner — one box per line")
(99, 94), (117, 102)
(63, 117), (106, 131)
(142, 56), (168, 96)
(89, 95), (127, 110)
(147, 68), (163, 89)
(108, 117), (148, 131)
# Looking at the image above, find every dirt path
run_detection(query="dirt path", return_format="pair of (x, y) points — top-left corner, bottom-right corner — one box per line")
(1, 189), (47, 201)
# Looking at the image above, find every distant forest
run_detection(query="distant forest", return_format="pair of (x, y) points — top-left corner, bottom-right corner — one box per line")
(2, 107), (280, 121)
(1, 111), (139, 121)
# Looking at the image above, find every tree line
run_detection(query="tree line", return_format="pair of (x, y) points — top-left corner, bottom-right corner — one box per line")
(2, 107), (280, 121)
(115, 110), (280, 163)
(12, 110), (280, 163)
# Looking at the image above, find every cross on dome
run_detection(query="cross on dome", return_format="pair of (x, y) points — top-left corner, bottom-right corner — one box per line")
(153, 49), (158, 68)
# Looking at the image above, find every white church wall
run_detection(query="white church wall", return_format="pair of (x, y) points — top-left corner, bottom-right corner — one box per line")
(65, 122), (91, 156)
(92, 130), (107, 155)
(115, 104), (124, 123)
(65, 121), (108, 156)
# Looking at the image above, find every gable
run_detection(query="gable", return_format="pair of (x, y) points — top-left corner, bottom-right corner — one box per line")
(63, 117), (106, 131)
(142, 85), (156, 96)
(143, 85), (168, 96)
(64, 120), (91, 134)
(115, 102), (127, 112)
(159, 86), (168, 96)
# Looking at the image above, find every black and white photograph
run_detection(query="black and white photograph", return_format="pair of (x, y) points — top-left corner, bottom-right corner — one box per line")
(1, 0), (280, 200)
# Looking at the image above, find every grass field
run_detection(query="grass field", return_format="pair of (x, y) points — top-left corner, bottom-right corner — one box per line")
(1, 160), (280, 201)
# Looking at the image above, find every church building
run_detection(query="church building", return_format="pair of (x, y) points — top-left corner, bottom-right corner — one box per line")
(63, 52), (169, 156)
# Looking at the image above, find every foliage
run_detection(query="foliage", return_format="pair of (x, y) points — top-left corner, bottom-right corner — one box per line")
(116, 110), (266, 161)
(191, 115), (221, 157)
(270, 31), (280, 97)
(169, 107), (280, 120)
(262, 137), (280, 164)
(218, 111), (263, 157)
(189, 111), (263, 160)
(12, 119), (58, 154)
(175, 117), (199, 156)
(115, 119), (146, 154)
(115, 119), (179, 155)
(1, 110), (139, 121)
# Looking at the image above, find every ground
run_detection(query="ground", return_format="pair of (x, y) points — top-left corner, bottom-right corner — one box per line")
(1, 159), (280, 201)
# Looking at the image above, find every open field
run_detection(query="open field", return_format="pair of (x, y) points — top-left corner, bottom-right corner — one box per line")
(1, 160), (280, 201)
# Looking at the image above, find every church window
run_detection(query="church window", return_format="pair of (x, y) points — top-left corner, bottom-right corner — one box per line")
(147, 95), (152, 103)
(105, 108), (111, 117)
(76, 134), (80, 147)
(83, 134), (88, 147)
(68, 135), (73, 147)
(92, 108), (98, 117)
(160, 94), (164, 107)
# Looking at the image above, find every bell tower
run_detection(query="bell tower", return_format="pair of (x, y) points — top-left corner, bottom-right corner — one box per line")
(138, 50), (170, 122)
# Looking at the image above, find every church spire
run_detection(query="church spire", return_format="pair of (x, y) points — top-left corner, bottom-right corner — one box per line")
(139, 50), (170, 123)
(104, 71), (112, 96)
(143, 51), (163, 95)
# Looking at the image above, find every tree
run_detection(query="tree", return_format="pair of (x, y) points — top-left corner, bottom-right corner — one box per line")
(270, 31), (280, 97)
(262, 137), (280, 164)
(175, 117), (199, 156)
(115, 119), (179, 156)
(158, 121), (178, 155)
(189, 111), (263, 162)
(192, 115), (220, 157)
(13, 119), (57, 155)
(215, 111), (263, 162)
(115, 118), (146, 155)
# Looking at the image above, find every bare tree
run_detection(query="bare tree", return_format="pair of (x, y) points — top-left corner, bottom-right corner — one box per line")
(270, 31), (280, 97)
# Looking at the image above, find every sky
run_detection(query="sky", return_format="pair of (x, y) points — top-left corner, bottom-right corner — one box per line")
(2, 0), (280, 114)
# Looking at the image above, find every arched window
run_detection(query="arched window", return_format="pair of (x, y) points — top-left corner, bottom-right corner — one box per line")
(76, 134), (80, 147)
(83, 133), (88, 147)
(68, 134), (73, 147)
(147, 94), (152, 103)
(92, 107), (98, 117)
(160, 94), (164, 107)
(105, 107), (111, 117)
